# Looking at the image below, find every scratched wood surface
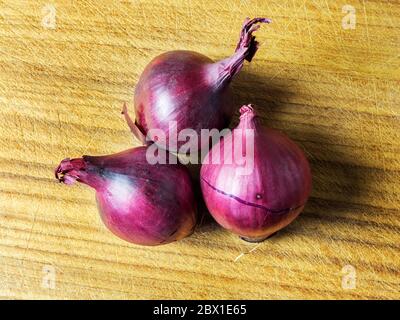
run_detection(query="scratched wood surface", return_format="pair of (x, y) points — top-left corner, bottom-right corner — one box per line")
(0, 0), (399, 300)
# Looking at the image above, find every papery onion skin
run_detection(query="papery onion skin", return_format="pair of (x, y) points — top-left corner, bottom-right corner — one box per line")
(200, 105), (312, 242)
(55, 147), (197, 246)
(131, 18), (271, 152)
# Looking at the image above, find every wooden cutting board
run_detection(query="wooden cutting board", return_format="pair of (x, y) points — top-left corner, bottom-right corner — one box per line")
(0, 0), (399, 299)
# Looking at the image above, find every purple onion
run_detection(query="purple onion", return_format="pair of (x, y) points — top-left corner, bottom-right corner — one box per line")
(200, 105), (312, 242)
(55, 147), (196, 245)
(124, 18), (271, 152)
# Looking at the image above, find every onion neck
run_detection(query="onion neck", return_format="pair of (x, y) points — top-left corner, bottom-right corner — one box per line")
(237, 104), (258, 129)
(211, 17), (271, 89)
(55, 157), (105, 189)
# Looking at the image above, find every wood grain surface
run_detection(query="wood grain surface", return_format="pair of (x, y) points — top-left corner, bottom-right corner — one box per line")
(0, 0), (399, 300)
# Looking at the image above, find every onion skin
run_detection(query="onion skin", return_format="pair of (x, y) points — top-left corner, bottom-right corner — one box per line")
(200, 105), (312, 241)
(55, 147), (196, 246)
(130, 18), (271, 152)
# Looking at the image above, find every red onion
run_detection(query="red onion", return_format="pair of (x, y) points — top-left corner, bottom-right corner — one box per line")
(200, 105), (312, 242)
(55, 147), (196, 245)
(125, 17), (271, 152)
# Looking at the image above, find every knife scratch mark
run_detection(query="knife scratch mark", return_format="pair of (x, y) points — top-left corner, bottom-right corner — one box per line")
(234, 243), (262, 262)
(361, 0), (370, 53)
